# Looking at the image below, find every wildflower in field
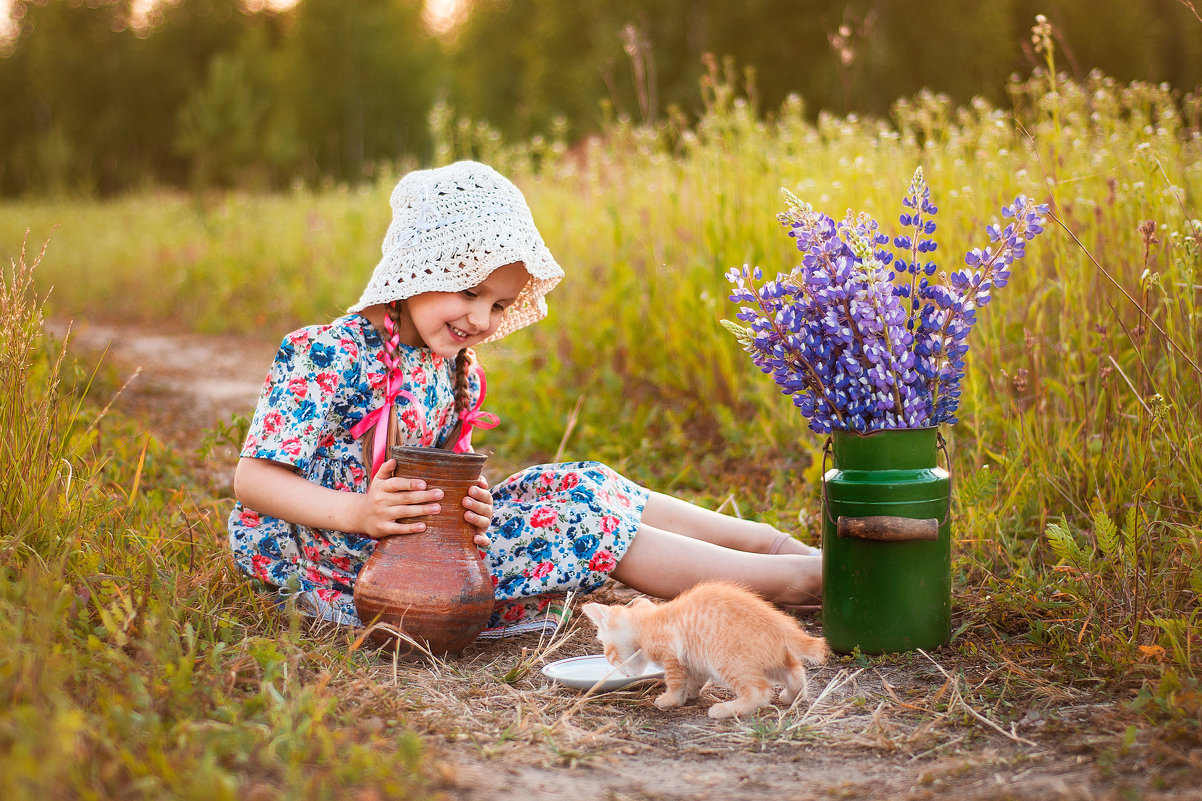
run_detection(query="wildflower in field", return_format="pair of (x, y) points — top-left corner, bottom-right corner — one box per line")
(723, 167), (1049, 433)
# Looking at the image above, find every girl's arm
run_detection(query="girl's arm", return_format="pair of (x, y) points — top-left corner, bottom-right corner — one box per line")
(234, 457), (444, 539)
(234, 457), (494, 547)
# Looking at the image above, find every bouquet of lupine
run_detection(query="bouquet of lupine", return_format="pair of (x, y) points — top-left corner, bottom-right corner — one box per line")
(722, 167), (1049, 434)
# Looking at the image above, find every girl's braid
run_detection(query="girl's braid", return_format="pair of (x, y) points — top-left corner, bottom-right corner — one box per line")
(453, 348), (475, 415)
(385, 302), (406, 365)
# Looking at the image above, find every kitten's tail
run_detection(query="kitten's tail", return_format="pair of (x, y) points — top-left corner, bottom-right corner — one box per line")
(787, 628), (830, 665)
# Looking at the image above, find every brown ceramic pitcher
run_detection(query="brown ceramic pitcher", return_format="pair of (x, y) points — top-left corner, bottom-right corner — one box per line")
(353, 445), (495, 655)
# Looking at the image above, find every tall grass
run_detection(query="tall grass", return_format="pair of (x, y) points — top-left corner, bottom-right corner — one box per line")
(478, 63), (1202, 698)
(0, 243), (435, 799)
(1, 51), (1199, 706)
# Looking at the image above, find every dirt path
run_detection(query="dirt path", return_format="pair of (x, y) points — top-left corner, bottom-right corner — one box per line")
(55, 318), (1199, 801)
(52, 318), (276, 453)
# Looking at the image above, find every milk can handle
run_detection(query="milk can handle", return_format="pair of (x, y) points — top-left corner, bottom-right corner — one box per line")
(820, 432), (953, 539)
(836, 515), (938, 541)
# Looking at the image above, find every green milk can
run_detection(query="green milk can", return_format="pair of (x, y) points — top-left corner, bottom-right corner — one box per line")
(821, 427), (951, 654)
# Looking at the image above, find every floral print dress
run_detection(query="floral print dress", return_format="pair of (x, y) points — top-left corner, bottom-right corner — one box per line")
(227, 314), (648, 634)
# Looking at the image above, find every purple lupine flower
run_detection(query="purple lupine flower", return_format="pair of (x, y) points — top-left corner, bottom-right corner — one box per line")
(915, 192), (1049, 422)
(723, 171), (1049, 433)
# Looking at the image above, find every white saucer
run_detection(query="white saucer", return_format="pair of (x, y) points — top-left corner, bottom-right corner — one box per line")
(541, 654), (665, 691)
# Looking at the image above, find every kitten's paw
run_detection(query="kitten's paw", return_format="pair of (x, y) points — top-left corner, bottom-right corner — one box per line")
(654, 691), (686, 709)
(780, 667), (809, 704)
(709, 690), (771, 719)
(706, 701), (737, 719)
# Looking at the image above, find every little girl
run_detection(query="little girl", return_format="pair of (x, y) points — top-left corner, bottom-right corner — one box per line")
(228, 161), (821, 636)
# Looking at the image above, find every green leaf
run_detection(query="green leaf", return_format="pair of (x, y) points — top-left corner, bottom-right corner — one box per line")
(1045, 516), (1083, 566)
(1091, 499), (1119, 558)
(1122, 504), (1140, 561)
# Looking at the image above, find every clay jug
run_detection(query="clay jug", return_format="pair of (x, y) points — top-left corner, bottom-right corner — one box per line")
(353, 445), (495, 655)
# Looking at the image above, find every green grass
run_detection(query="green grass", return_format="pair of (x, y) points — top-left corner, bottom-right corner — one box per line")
(2, 55), (1201, 794)
(1, 242), (436, 799)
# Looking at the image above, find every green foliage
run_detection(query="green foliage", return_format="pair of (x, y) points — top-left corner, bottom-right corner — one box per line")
(0, 234), (96, 564)
(0, 0), (267, 194)
(274, 0), (438, 183)
(1132, 668), (1202, 722)
(0, 0), (435, 194)
(2, 2), (1201, 195)
(1, 241), (436, 799)
(175, 51), (273, 188)
(1037, 500), (1197, 676)
(1045, 516), (1084, 567)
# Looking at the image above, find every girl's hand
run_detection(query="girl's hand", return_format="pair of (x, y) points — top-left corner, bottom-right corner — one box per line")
(463, 476), (493, 549)
(358, 459), (445, 539)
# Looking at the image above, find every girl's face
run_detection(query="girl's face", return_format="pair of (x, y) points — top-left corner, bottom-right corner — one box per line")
(399, 261), (531, 357)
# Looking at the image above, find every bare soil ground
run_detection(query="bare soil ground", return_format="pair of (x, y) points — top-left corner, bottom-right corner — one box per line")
(58, 318), (1202, 801)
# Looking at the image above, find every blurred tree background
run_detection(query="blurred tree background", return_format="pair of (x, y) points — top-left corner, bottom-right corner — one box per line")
(1, 0), (1199, 196)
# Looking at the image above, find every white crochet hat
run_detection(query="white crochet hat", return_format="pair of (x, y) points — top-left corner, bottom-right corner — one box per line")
(350, 161), (564, 342)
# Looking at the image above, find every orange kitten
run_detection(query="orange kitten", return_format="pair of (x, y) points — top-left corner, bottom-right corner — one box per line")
(581, 581), (828, 719)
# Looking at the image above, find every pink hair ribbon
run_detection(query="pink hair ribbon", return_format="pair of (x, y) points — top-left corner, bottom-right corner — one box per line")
(452, 365), (499, 452)
(349, 312), (429, 472)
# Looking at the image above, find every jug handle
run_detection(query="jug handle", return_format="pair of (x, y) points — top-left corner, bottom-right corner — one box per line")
(820, 432), (953, 531)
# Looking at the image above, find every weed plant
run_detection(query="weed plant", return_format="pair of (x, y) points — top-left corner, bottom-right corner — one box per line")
(1, 49), (1199, 731)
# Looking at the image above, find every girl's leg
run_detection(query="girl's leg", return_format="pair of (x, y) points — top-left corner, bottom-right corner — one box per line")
(610, 523), (821, 605)
(640, 491), (819, 556)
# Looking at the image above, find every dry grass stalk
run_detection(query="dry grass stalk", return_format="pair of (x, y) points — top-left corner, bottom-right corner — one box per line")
(917, 648), (1040, 748)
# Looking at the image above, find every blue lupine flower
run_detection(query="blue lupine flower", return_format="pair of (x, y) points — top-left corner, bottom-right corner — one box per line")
(725, 168), (1049, 432)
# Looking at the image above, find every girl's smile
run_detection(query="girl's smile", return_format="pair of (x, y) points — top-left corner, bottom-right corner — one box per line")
(393, 261), (531, 357)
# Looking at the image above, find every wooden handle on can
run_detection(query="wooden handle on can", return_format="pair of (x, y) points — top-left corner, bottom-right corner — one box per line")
(836, 515), (939, 542)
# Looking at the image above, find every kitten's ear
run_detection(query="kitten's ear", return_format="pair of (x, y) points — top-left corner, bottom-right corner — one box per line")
(630, 597), (655, 609)
(581, 602), (610, 628)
